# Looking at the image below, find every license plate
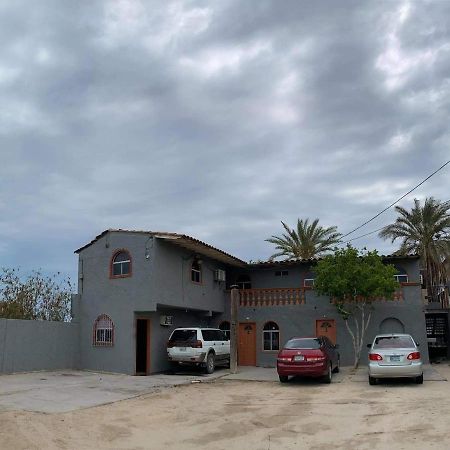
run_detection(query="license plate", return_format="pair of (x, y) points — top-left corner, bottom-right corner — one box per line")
(294, 355), (304, 361)
(179, 347), (187, 352)
(390, 355), (400, 362)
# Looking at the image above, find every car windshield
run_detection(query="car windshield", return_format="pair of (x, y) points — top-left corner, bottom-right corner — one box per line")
(373, 335), (415, 349)
(284, 338), (320, 349)
(170, 330), (197, 342)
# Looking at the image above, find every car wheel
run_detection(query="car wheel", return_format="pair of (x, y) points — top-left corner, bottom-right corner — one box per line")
(279, 375), (288, 383)
(415, 374), (424, 384)
(369, 376), (377, 385)
(333, 357), (340, 373)
(324, 363), (332, 383)
(205, 352), (215, 374)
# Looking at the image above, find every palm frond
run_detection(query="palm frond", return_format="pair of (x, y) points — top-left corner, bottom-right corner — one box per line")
(266, 219), (341, 260)
(379, 197), (450, 301)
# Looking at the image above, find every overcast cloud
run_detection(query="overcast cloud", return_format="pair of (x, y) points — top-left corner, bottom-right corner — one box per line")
(1, 0), (449, 282)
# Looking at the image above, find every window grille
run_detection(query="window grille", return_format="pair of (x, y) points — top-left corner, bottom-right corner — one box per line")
(93, 314), (114, 346)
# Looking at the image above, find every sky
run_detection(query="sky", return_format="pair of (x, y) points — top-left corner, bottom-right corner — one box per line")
(1, 0), (449, 285)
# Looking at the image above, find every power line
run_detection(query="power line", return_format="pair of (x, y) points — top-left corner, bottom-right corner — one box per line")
(341, 159), (450, 239)
(342, 226), (385, 244)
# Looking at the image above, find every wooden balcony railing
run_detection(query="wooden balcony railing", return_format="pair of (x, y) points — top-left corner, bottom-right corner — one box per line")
(238, 288), (305, 307)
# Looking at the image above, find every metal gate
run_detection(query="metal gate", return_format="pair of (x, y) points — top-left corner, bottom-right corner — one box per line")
(426, 313), (449, 360)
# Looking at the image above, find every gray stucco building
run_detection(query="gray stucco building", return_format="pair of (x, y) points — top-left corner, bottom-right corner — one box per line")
(71, 229), (429, 375)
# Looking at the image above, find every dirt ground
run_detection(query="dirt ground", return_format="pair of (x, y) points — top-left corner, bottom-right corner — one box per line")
(1, 366), (450, 450)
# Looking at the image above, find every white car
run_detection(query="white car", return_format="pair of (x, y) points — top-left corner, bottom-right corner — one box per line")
(367, 333), (423, 385)
(167, 327), (230, 374)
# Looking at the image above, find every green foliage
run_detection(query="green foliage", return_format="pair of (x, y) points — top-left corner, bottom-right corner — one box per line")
(379, 197), (450, 302)
(314, 246), (399, 311)
(379, 197), (450, 259)
(0, 268), (73, 322)
(266, 218), (341, 260)
(313, 246), (400, 368)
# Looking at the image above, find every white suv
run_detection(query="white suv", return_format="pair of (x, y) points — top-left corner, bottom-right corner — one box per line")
(167, 328), (230, 374)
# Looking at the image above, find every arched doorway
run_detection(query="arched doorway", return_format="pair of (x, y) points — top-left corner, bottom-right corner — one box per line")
(379, 317), (405, 334)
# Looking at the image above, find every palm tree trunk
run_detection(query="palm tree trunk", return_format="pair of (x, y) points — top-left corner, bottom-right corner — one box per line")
(425, 251), (434, 302)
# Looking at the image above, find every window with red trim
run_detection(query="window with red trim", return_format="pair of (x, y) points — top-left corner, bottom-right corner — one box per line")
(93, 314), (114, 346)
(111, 250), (131, 278)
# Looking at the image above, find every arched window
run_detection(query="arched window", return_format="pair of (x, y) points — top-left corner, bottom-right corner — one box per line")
(93, 314), (114, 346)
(219, 321), (230, 340)
(394, 266), (408, 284)
(111, 250), (132, 278)
(191, 259), (202, 283)
(236, 274), (251, 290)
(263, 321), (280, 351)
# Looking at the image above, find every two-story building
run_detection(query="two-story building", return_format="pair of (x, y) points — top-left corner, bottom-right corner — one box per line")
(72, 229), (429, 375)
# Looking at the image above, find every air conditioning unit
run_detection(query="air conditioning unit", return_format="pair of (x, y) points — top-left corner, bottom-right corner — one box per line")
(214, 269), (226, 282)
(160, 315), (173, 326)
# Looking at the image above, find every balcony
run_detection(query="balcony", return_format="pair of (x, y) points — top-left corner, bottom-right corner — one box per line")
(237, 287), (405, 307)
(238, 288), (305, 307)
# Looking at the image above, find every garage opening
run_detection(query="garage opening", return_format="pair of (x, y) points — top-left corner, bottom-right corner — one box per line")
(136, 319), (150, 375)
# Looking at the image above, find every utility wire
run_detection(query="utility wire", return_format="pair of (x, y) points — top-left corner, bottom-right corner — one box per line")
(342, 226), (385, 244)
(341, 159), (450, 239)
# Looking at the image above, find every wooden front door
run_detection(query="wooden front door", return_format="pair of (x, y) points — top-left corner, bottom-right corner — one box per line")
(316, 319), (336, 345)
(238, 322), (257, 366)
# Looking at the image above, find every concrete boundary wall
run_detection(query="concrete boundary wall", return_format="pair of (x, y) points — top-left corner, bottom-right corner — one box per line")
(0, 319), (79, 374)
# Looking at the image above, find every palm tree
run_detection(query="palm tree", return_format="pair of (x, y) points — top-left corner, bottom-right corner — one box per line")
(266, 219), (341, 260)
(379, 197), (450, 302)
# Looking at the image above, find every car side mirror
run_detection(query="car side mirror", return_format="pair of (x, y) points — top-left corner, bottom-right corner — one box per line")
(416, 342), (420, 347)
(367, 344), (371, 348)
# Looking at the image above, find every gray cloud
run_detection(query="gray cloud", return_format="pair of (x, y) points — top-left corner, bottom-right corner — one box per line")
(0, 0), (449, 282)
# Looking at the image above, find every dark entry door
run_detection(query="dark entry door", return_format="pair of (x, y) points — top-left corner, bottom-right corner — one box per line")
(136, 319), (150, 375)
(238, 322), (256, 366)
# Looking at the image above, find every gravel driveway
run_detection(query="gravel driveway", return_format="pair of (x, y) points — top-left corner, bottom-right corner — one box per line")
(0, 364), (449, 449)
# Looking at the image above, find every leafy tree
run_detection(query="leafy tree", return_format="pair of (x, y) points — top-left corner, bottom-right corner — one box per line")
(266, 218), (341, 260)
(314, 246), (399, 368)
(0, 268), (72, 322)
(379, 197), (450, 302)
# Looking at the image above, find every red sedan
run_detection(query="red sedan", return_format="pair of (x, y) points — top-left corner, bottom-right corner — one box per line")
(277, 336), (340, 383)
